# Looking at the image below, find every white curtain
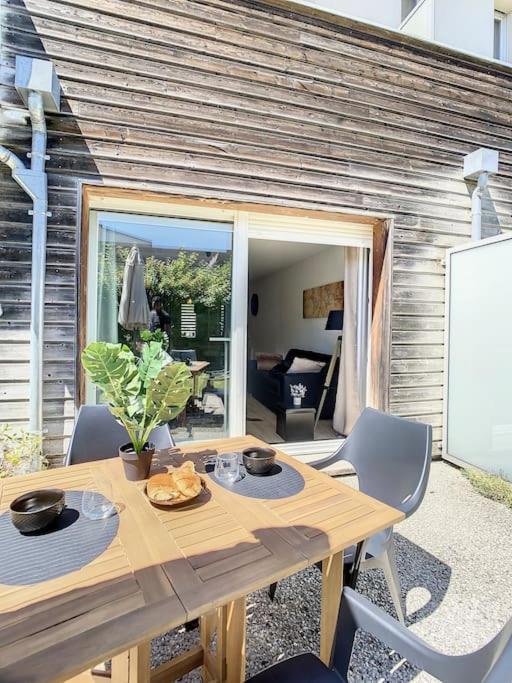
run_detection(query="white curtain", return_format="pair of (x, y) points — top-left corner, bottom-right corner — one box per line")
(333, 247), (369, 435)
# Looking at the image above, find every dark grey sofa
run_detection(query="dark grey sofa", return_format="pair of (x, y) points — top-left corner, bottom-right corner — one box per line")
(248, 348), (339, 419)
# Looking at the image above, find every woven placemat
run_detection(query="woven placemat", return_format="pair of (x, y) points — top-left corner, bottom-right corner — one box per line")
(206, 459), (304, 500)
(0, 490), (119, 586)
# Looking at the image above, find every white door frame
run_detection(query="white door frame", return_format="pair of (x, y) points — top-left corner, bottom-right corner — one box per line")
(241, 211), (373, 458)
(85, 197), (374, 452)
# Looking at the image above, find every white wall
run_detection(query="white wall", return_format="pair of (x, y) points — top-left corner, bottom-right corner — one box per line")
(400, 0), (434, 41)
(248, 246), (345, 358)
(297, 0), (505, 63)
(435, 0), (494, 58)
(304, 0), (402, 27)
(401, 0), (495, 59)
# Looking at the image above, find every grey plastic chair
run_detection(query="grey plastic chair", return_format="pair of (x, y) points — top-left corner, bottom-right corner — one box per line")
(335, 407), (432, 624)
(247, 587), (512, 683)
(65, 405), (174, 466)
(269, 408), (432, 621)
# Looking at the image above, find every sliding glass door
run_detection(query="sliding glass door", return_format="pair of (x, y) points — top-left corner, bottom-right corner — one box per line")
(87, 211), (234, 442)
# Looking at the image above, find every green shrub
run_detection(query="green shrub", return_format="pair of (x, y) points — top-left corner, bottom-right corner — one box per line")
(0, 425), (45, 478)
(463, 468), (512, 510)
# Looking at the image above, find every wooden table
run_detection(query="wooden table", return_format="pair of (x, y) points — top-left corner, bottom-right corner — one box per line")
(189, 361), (210, 398)
(0, 436), (403, 683)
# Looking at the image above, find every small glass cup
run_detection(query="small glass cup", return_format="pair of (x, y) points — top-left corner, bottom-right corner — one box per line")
(214, 452), (240, 484)
(81, 478), (115, 520)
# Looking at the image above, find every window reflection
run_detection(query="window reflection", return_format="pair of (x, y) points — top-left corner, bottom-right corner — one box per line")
(94, 212), (233, 442)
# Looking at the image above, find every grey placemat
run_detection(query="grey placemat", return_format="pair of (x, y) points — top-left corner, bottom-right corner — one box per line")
(0, 491), (119, 586)
(206, 459), (304, 499)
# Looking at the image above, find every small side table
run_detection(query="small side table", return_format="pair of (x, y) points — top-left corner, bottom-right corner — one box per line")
(276, 406), (316, 442)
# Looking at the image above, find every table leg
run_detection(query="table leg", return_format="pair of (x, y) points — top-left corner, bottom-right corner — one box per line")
(217, 597), (246, 683)
(200, 612), (217, 682)
(346, 541), (365, 589)
(111, 641), (150, 683)
(320, 550), (344, 666)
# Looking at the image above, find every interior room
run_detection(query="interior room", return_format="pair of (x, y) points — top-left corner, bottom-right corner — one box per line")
(246, 238), (348, 444)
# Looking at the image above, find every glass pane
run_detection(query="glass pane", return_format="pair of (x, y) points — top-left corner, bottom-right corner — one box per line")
(494, 18), (502, 59)
(93, 212), (233, 443)
(447, 238), (512, 480)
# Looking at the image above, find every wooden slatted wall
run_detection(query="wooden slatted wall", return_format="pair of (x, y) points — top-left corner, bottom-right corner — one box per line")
(1, 0), (511, 463)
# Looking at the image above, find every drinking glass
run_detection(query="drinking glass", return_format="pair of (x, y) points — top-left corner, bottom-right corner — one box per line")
(214, 452), (240, 484)
(81, 478), (115, 520)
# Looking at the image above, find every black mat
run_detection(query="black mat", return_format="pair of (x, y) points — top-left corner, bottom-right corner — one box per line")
(0, 491), (119, 586)
(206, 459), (304, 499)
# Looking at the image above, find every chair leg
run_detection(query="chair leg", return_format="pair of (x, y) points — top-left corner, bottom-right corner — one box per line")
(380, 543), (406, 625)
(268, 582), (278, 601)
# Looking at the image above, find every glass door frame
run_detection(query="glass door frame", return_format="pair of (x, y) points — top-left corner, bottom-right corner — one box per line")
(244, 213), (374, 459)
(83, 193), (375, 448)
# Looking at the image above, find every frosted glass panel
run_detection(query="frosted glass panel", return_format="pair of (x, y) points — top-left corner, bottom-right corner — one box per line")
(447, 237), (512, 480)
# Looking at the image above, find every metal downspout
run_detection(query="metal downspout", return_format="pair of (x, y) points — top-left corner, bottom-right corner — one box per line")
(0, 91), (48, 434)
(471, 172), (488, 241)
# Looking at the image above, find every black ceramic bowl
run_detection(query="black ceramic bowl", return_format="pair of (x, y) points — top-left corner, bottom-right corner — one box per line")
(242, 447), (276, 475)
(10, 489), (65, 534)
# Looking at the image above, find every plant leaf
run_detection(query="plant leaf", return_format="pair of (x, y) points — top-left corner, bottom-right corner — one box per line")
(145, 362), (192, 423)
(81, 342), (141, 406)
(138, 342), (169, 388)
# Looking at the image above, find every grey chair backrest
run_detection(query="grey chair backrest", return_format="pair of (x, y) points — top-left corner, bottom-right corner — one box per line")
(66, 405), (174, 466)
(334, 587), (512, 683)
(339, 407), (432, 517)
(171, 349), (197, 363)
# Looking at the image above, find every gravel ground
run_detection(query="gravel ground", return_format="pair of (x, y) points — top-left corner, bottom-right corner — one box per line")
(151, 461), (512, 681)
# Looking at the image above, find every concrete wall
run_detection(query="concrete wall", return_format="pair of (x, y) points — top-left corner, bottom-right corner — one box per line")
(305, 0), (402, 27)
(308, 0), (498, 61)
(248, 246), (345, 358)
(401, 0), (435, 41)
(401, 0), (495, 59)
(435, 0), (494, 58)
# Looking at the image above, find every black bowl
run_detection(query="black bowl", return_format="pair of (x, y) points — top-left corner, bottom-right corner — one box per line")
(242, 447), (276, 475)
(10, 489), (65, 534)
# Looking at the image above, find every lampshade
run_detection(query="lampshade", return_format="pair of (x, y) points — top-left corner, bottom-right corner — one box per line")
(325, 309), (343, 331)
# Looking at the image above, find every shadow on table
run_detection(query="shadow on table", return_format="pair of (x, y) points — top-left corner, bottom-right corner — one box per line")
(1, 518), (453, 683)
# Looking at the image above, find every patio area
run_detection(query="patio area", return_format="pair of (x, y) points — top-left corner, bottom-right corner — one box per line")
(153, 461), (512, 681)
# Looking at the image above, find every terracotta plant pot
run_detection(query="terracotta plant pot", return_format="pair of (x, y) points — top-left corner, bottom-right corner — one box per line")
(118, 442), (155, 481)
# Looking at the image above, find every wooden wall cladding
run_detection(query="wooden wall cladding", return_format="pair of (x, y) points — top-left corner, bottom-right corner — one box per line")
(1, 0), (511, 462)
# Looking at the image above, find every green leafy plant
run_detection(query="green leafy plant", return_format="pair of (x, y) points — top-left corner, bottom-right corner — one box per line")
(140, 328), (169, 350)
(98, 246), (231, 308)
(0, 425), (45, 478)
(81, 341), (192, 455)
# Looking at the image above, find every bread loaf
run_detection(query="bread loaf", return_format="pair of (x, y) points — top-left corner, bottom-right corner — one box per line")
(173, 461), (202, 498)
(147, 473), (180, 501)
(147, 461), (202, 502)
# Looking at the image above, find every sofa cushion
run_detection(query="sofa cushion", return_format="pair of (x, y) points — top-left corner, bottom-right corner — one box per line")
(256, 352), (282, 371)
(287, 357), (326, 374)
(272, 348), (331, 377)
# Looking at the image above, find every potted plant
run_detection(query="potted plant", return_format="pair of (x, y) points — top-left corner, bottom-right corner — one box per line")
(290, 383), (307, 407)
(81, 341), (192, 481)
